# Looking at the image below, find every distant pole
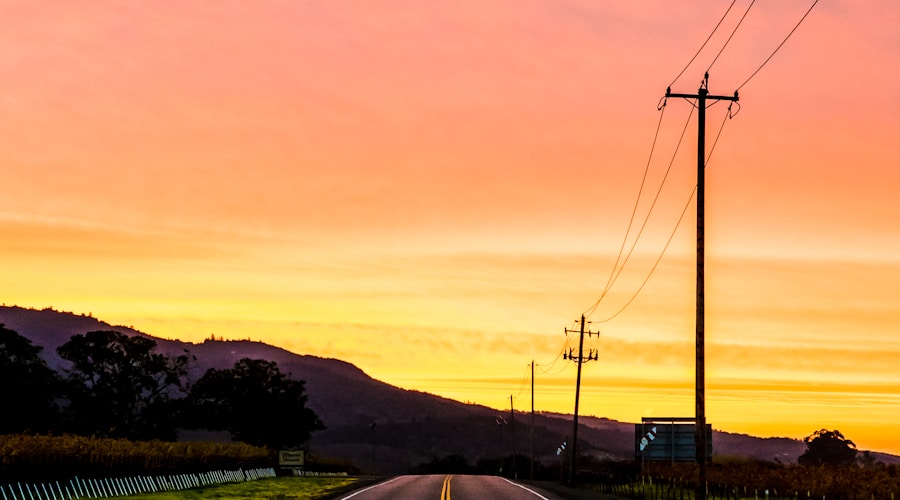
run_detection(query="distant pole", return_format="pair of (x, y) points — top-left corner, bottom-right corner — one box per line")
(569, 315), (585, 485)
(565, 315), (599, 484)
(370, 421), (377, 473)
(510, 394), (518, 479)
(666, 73), (738, 500)
(530, 360), (535, 481)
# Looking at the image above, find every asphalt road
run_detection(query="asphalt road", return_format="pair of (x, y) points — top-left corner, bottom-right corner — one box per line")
(337, 474), (566, 500)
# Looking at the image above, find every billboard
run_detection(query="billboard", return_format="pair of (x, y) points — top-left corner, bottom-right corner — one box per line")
(634, 417), (712, 462)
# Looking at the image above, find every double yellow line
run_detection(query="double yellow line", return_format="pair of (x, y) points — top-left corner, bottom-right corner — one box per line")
(440, 475), (453, 500)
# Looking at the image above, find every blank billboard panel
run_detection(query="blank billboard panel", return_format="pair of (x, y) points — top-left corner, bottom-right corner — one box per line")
(634, 418), (712, 462)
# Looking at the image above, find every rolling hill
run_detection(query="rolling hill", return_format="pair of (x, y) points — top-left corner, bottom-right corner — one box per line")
(2, 305), (895, 473)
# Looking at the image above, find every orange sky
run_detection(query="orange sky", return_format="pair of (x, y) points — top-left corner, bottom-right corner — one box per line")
(2, 1), (900, 456)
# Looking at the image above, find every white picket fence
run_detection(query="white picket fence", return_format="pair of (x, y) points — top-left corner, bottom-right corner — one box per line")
(0, 467), (276, 500)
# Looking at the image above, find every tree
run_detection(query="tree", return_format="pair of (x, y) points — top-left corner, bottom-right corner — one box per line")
(188, 358), (324, 449)
(798, 429), (858, 467)
(858, 450), (877, 468)
(57, 330), (189, 440)
(0, 324), (61, 433)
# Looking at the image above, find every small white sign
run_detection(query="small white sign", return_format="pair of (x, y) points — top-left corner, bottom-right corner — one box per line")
(278, 450), (305, 467)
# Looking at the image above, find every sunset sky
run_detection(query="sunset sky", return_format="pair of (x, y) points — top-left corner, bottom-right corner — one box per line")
(2, 1), (900, 455)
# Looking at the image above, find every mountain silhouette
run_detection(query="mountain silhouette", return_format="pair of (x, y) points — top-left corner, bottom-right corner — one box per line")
(2, 305), (897, 473)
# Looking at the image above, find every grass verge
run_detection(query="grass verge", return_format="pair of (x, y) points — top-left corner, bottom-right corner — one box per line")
(123, 476), (382, 500)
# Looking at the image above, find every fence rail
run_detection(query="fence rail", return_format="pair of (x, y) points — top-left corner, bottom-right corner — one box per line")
(0, 467), (276, 500)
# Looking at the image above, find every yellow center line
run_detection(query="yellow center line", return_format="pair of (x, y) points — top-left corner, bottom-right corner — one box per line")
(440, 474), (453, 500)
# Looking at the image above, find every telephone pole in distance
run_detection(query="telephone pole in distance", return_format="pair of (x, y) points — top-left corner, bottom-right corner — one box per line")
(564, 314), (599, 484)
(530, 360), (535, 481)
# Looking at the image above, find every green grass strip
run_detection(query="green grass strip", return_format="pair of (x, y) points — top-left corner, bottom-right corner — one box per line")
(125, 476), (369, 500)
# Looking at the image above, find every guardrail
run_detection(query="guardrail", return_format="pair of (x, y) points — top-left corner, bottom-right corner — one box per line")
(0, 467), (276, 500)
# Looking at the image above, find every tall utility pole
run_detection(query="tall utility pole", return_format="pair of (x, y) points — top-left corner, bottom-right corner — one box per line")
(666, 73), (737, 500)
(564, 314), (599, 484)
(530, 360), (535, 481)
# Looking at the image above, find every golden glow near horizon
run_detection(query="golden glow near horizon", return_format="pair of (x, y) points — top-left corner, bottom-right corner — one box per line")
(2, 1), (900, 455)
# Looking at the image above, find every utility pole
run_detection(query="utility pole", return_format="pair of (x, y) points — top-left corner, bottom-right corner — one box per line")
(666, 73), (737, 500)
(530, 360), (535, 481)
(563, 314), (599, 484)
(510, 394), (518, 479)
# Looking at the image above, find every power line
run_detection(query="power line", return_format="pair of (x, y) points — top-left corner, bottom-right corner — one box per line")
(706, 0), (757, 73)
(585, 104), (695, 319)
(706, 102), (737, 166)
(578, 1), (812, 351)
(536, 322), (578, 376)
(737, 0), (820, 91)
(584, 104), (668, 317)
(591, 0), (816, 317)
(512, 362), (531, 401)
(600, 105), (694, 295)
(591, 0), (742, 318)
(595, 104), (734, 324)
(586, 0), (740, 320)
(596, 185), (695, 324)
(587, 0), (815, 322)
(669, 0), (739, 88)
(536, 360), (569, 377)
(536, 350), (571, 376)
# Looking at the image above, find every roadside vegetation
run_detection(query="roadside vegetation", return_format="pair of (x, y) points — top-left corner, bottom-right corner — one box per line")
(0, 322), (333, 484)
(122, 476), (371, 500)
(579, 430), (900, 499)
(584, 460), (900, 499)
(0, 324), (323, 446)
(0, 434), (271, 482)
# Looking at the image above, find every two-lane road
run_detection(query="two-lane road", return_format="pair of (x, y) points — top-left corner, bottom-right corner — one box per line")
(339, 474), (564, 500)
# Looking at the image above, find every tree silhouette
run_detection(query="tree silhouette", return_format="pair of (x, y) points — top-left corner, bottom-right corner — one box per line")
(0, 324), (61, 433)
(57, 330), (189, 440)
(189, 358), (324, 449)
(798, 429), (858, 467)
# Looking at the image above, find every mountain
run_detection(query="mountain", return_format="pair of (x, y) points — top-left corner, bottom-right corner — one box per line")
(3, 305), (897, 472)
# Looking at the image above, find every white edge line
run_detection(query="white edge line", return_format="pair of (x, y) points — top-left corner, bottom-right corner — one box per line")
(339, 476), (403, 500)
(499, 477), (551, 500)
